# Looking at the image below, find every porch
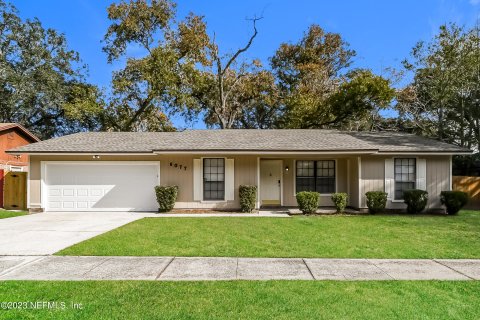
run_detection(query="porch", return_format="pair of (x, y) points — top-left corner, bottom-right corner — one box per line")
(257, 156), (361, 209)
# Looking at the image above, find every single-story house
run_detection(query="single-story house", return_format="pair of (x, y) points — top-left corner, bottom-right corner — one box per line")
(6, 129), (471, 213)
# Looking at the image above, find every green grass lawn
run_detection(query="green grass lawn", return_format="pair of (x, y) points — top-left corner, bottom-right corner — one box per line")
(0, 281), (479, 319)
(0, 209), (28, 219)
(58, 210), (480, 258)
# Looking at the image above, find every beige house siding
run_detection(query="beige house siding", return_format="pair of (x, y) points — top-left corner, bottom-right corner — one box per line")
(425, 155), (451, 209)
(28, 153), (451, 212)
(358, 155), (451, 210)
(360, 156), (385, 208)
(282, 158), (295, 206)
(28, 154), (258, 210)
(349, 158), (360, 208)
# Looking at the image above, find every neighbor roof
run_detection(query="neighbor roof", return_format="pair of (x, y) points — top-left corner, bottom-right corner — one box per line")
(0, 123), (40, 142)
(5, 129), (471, 154)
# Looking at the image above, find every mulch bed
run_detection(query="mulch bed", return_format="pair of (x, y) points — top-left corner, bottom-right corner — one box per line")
(166, 209), (256, 214)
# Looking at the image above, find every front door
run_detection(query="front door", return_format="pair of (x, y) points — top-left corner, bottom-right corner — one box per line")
(260, 160), (282, 206)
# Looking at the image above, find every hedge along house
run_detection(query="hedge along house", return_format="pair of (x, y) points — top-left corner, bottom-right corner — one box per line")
(6, 130), (471, 213)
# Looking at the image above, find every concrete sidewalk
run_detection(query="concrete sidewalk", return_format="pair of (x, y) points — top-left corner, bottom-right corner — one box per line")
(1, 256), (479, 281)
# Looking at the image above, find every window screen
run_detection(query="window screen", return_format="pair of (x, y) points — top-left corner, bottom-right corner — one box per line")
(296, 160), (335, 194)
(203, 158), (225, 200)
(394, 158), (416, 200)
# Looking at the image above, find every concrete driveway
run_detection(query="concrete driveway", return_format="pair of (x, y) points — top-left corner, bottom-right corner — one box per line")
(0, 212), (150, 255)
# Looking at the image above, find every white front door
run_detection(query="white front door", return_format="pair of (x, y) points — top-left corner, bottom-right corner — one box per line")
(43, 162), (160, 212)
(260, 160), (282, 206)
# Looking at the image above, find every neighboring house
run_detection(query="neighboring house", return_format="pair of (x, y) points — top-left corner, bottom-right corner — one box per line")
(0, 123), (40, 172)
(0, 123), (40, 209)
(6, 130), (471, 213)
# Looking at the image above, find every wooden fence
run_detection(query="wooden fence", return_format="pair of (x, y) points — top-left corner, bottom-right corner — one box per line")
(3, 171), (27, 210)
(452, 176), (480, 209)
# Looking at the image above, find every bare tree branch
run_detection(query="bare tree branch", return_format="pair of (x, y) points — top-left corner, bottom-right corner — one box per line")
(222, 16), (262, 75)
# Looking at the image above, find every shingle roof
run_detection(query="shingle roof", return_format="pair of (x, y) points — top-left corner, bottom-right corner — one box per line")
(5, 129), (471, 154)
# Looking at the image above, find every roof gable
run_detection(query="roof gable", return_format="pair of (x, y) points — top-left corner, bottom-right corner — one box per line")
(0, 123), (40, 142)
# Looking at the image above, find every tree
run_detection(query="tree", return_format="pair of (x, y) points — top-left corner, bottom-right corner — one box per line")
(101, 0), (185, 132)
(398, 23), (480, 150)
(0, 0), (103, 139)
(188, 17), (275, 129)
(171, 15), (279, 129)
(270, 25), (394, 129)
(232, 70), (281, 129)
(327, 70), (395, 130)
(103, 0), (275, 130)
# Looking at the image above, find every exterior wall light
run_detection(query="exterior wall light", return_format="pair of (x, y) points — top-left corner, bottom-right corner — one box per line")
(285, 166), (289, 172)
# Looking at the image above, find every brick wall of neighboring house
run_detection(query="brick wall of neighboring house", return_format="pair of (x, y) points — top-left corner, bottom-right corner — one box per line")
(0, 128), (33, 172)
(0, 124), (39, 209)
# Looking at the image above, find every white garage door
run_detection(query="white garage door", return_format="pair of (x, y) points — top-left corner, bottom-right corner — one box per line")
(43, 162), (160, 212)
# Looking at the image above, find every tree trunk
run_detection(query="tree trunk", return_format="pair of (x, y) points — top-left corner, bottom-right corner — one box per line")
(438, 102), (444, 141)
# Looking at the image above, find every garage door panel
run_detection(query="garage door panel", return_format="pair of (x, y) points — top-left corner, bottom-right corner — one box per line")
(48, 188), (61, 196)
(62, 189), (75, 196)
(44, 162), (159, 212)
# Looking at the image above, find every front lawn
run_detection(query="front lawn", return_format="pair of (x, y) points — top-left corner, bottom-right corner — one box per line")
(58, 211), (480, 258)
(0, 209), (28, 219)
(0, 281), (479, 319)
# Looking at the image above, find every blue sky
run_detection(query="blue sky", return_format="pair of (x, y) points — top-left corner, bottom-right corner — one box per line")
(11, 0), (480, 128)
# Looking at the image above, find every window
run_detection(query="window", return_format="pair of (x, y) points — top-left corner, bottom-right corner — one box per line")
(394, 158), (416, 200)
(296, 160), (335, 194)
(203, 158), (225, 200)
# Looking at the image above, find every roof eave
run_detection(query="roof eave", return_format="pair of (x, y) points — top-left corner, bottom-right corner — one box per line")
(5, 151), (156, 155)
(7, 149), (380, 155)
(6, 149), (473, 156)
(377, 150), (473, 155)
(152, 149), (379, 155)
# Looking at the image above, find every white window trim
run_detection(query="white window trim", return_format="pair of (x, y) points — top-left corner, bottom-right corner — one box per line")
(449, 155), (453, 191)
(391, 156), (418, 202)
(347, 159), (350, 203)
(40, 161), (161, 211)
(26, 158), (30, 209)
(358, 157), (362, 208)
(280, 160), (284, 206)
(200, 157), (228, 203)
(293, 159), (338, 196)
(256, 157), (261, 208)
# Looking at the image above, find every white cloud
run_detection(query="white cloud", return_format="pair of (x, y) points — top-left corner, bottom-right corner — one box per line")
(471, 0), (480, 6)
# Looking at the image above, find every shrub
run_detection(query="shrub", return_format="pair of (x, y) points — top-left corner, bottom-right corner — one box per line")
(440, 191), (468, 215)
(365, 191), (387, 214)
(154, 186), (179, 212)
(403, 189), (429, 214)
(296, 191), (320, 214)
(239, 185), (257, 213)
(331, 193), (348, 213)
